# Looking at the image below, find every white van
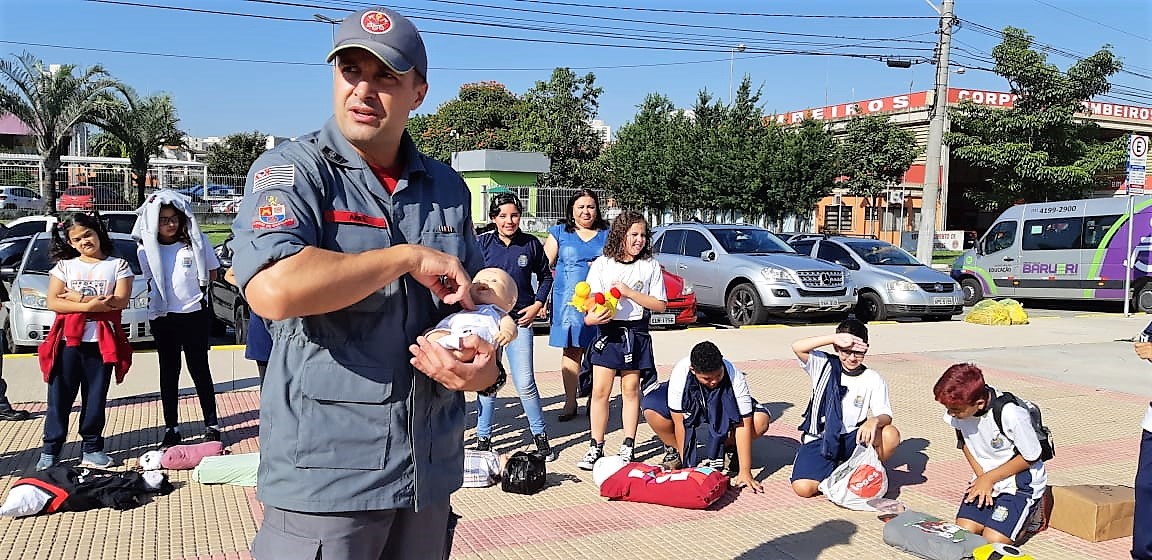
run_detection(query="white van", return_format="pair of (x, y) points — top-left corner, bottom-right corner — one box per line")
(950, 195), (1152, 311)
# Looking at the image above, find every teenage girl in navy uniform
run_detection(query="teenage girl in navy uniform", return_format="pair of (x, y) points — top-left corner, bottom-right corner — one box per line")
(576, 210), (666, 470)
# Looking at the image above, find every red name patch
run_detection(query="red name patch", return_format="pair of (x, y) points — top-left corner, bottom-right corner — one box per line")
(324, 210), (389, 229)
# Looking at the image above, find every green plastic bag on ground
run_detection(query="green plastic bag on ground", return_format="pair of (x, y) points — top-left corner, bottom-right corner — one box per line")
(965, 300), (1012, 326)
(999, 298), (1030, 325)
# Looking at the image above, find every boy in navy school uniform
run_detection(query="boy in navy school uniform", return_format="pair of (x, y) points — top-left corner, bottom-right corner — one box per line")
(933, 363), (1048, 545)
(641, 340), (771, 492)
(1131, 324), (1152, 560)
(789, 318), (901, 498)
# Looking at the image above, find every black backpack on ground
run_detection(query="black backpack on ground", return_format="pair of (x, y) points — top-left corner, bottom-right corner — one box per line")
(501, 451), (546, 495)
(991, 390), (1055, 462)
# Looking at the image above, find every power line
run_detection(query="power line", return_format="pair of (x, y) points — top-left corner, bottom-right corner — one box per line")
(467, 0), (939, 19)
(961, 18), (1152, 77)
(86, 0), (931, 58)
(1027, 0), (1149, 41)
(239, 0), (937, 50)
(0, 39), (815, 72)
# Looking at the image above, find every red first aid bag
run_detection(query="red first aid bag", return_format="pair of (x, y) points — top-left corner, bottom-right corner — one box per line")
(599, 463), (729, 509)
(817, 444), (889, 511)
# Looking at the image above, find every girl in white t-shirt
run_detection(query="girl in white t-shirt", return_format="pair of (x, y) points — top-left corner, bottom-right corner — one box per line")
(576, 211), (667, 471)
(38, 213), (134, 471)
(137, 204), (221, 448)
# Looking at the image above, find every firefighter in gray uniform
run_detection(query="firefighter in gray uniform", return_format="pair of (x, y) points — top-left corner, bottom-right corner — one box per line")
(230, 7), (502, 559)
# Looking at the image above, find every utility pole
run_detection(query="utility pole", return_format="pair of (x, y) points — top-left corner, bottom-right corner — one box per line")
(915, 0), (955, 265)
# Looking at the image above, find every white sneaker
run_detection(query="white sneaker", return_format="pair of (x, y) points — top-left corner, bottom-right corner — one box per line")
(617, 442), (635, 463)
(576, 444), (603, 471)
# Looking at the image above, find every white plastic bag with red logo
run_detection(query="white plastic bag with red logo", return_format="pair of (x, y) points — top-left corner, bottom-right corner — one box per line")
(817, 444), (889, 511)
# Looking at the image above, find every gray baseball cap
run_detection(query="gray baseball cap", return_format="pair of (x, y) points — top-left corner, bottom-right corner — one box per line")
(326, 8), (428, 78)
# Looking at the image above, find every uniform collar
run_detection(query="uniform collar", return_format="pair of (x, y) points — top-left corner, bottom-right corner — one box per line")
(316, 118), (427, 179)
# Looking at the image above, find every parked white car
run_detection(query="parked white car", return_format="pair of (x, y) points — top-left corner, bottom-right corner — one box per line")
(0, 186), (44, 211)
(1, 232), (152, 353)
(1, 211), (139, 241)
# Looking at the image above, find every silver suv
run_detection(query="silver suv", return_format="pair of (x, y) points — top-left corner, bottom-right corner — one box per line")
(651, 223), (855, 326)
(788, 235), (962, 322)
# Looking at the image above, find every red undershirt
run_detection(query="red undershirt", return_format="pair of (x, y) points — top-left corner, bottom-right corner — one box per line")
(367, 162), (402, 194)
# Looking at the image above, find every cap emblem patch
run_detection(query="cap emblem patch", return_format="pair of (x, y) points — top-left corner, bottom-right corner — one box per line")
(361, 11), (393, 34)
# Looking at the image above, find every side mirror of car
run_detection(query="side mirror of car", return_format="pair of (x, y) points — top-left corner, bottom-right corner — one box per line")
(700, 250), (716, 262)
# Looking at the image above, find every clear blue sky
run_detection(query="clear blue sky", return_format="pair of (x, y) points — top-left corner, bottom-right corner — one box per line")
(1, 0), (1148, 138)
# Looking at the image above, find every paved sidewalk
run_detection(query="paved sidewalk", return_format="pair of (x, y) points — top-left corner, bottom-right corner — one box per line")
(0, 315), (1146, 559)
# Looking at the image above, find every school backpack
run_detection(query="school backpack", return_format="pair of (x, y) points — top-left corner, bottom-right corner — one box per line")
(501, 451), (547, 495)
(991, 391), (1054, 462)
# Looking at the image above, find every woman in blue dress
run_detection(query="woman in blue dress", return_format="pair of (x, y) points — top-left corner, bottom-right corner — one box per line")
(544, 188), (608, 421)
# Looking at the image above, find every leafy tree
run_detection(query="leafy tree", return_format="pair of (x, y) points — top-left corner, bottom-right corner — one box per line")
(602, 94), (692, 220)
(839, 113), (920, 234)
(89, 131), (128, 158)
(514, 68), (605, 192)
(409, 81), (520, 163)
(678, 79), (772, 223)
(946, 26), (1124, 209)
(761, 118), (839, 229)
(205, 131), (267, 177)
(0, 52), (119, 212)
(89, 86), (183, 205)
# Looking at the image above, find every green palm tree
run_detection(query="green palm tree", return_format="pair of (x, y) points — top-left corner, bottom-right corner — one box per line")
(0, 52), (119, 213)
(90, 85), (183, 206)
(89, 131), (128, 158)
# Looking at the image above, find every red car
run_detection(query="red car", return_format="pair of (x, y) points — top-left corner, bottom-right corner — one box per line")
(651, 267), (697, 328)
(57, 186), (132, 211)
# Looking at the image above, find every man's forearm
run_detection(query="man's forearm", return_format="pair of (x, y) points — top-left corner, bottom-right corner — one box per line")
(246, 245), (413, 320)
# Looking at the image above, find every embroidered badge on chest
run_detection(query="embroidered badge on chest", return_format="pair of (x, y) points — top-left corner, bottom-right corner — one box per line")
(990, 435), (1006, 450)
(518, 254), (528, 268)
(853, 395), (865, 408)
(252, 195), (298, 230)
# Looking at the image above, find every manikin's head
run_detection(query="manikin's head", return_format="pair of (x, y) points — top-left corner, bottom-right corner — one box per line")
(471, 268), (517, 311)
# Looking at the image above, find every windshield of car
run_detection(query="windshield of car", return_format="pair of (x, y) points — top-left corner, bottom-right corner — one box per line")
(710, 228), (794, 254)
(23, 237), (144, 275)
(845, 240), (921, 266)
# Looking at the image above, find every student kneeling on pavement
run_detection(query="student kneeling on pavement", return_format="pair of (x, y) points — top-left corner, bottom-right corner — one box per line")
(641, 341), (770, 493)
(933, 363), (1048, 546)
(789, 318), (901, 498)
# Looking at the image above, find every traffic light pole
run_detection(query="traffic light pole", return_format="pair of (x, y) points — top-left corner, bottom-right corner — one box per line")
(915, 0), (956, 265)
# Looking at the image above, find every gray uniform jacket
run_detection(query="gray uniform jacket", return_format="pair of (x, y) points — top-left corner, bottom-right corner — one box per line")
(230, 119), (484, 513)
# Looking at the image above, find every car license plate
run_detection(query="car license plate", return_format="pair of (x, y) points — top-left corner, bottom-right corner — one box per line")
(650, 313), (676, 325)
(820, 298), (836, 307)
(933, 297), (954, 305)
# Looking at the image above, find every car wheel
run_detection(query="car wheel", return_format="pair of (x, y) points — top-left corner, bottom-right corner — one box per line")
(3, 320), (29, 354)
(234, 304), (249, 345)
(960, 278), (984, 307)
(1134, 282), (1152, 314)
(855, 291), (887, 322)
(2, 204), (13, 210)
(725, 283), (767, 327)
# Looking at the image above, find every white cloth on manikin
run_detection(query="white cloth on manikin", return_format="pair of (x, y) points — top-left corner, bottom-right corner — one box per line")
(430, 304), (507, 349)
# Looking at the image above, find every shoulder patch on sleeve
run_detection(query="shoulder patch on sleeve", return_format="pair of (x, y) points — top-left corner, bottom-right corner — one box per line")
(252, 165), (296, 192)
(252, 194), (298, 230)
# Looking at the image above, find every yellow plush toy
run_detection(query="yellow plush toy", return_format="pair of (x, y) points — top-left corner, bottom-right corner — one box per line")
(972, 543), (1034, 560)
(569, 281), (592, 310)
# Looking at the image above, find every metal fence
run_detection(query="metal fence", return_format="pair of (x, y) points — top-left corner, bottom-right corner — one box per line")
(0, 154), (248, 213)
